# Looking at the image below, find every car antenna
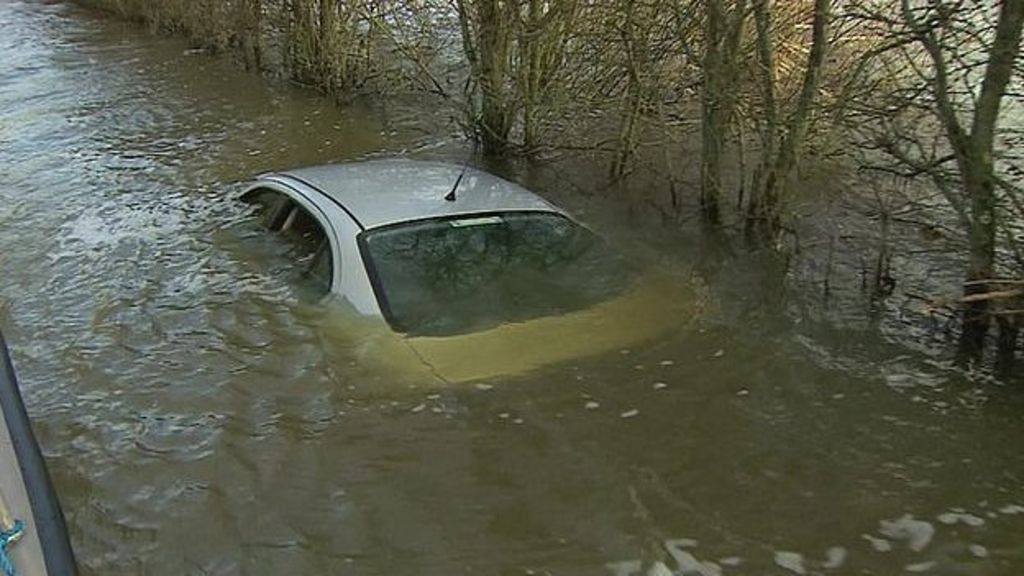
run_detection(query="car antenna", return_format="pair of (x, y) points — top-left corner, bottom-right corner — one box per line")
(444, 166), (466, 202)
(444, 140), (478, 202)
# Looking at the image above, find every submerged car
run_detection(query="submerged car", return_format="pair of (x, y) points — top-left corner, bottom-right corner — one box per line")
(239, 159), (698, 383)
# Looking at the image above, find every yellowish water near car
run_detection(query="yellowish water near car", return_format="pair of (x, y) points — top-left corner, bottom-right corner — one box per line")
(407, 274), (702, 383)
(316, 274), (702, 386)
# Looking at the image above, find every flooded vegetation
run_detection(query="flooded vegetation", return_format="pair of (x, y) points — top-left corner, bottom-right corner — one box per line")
(1, 1), (1023, 575)
(74, 0), (1024, 371)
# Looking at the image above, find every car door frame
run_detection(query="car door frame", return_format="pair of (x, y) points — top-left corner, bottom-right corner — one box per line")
(239, 179), (344, 294)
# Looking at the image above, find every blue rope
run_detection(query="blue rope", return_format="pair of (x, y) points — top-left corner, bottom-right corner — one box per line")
(0, 519), (24, 576)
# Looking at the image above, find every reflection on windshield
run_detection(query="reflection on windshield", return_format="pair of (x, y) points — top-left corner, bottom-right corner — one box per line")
(360, 212), (638, 336)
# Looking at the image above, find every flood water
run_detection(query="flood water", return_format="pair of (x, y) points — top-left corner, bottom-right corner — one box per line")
(2, 2), (1023, 575)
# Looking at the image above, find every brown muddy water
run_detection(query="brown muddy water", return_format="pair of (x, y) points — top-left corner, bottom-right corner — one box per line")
(1, 2), (1023, 575)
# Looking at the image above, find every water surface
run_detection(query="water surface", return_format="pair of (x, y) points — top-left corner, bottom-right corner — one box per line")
(1, 2), (1023, 574)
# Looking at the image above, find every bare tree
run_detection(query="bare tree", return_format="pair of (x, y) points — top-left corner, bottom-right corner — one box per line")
(844, 0), (1024, 363)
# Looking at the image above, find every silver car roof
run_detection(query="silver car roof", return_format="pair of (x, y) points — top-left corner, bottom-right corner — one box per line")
(266, 159), (562, 230)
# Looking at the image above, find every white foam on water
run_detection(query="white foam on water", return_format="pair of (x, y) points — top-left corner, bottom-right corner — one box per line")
(774, 551), (806, 575)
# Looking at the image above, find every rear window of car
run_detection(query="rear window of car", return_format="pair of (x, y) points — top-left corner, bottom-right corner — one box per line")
(358, 211), (638, 336)
(239, 187), (334, 297)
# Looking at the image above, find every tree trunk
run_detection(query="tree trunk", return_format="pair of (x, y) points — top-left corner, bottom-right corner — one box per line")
(474, 0), (513, 156)
(700, 0), (746, 225)
(995, 315), (1019, 379)
(237, 0), (262, 72)
(319, 0), (335, 88)
(746, 0), (776, 235)
(958, 166), (998, 361)
(700, 92), (724, 223)
(612, 86), (642, 179)
(612, 0), (643, 179)
(521, 0), (542, 151)
(747, 0), (830, 238)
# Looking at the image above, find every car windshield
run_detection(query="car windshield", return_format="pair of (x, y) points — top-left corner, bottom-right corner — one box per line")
(359, 212), (638, 336)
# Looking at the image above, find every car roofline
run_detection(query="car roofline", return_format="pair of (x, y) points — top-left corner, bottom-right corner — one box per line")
(258, 172), (369, 232)
(258, 159), (564, 230)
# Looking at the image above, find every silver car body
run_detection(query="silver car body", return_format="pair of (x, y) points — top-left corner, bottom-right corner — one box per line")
(241, 159), (567, 317)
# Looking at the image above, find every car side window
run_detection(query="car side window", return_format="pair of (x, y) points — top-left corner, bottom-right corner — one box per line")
(242, 187), (334, 295)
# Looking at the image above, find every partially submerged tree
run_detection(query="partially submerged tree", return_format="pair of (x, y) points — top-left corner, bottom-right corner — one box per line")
(700, 0), (749, 224)
(285, 0), (382, 95)
(843, 0), (1024, 364)
(453, 0), (578, 156)
(745, 0), (832, 239)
